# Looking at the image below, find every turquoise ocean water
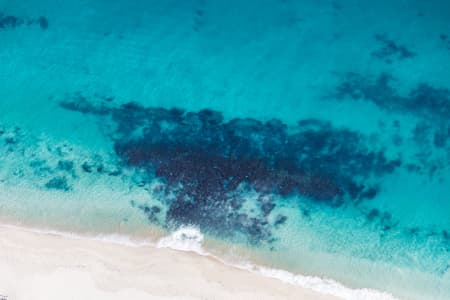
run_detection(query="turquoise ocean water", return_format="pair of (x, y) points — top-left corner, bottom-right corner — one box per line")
(1, 0), (450, 299)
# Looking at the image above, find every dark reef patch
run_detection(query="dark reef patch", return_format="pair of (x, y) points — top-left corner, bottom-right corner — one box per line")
(30, 159), (52, 177)
(81, 162), (93, 173)
(333, 72), (450, 176)
(135, 203), (162, 223)
(193, 9), (204, 31)
(60, 94), (110, 115)
(440, 33), (450, 50)
(60, 97), (402, 244)
(334, 72), (450, 120)
(192, 0), (206, 32)
(45, 176), (71, 191)
(0, 12), (49, 30)
(434, 127), (449, 148)
(37, 16), (48, 30)
(58, 160), (74, 172)
(0, 15), (22, 29)
(371, 34), (416, 63)
(274, 215), (287, 227)
(58, 159), (76, 178)
(363, 207), (412, 237)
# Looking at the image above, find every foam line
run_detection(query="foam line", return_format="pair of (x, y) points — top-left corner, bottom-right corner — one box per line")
(155, 226), (399, 300)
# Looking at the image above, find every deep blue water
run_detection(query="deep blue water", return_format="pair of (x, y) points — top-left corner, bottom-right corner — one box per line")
(1, 1), (450, 299)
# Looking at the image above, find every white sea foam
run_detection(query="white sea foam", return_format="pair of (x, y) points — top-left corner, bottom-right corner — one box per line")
(252, 267), (398, 300)
(155, 226), (399, 300)
(156, 225), (206, 254)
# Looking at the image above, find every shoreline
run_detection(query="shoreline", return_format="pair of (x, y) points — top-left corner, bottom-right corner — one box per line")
(0, 223), (339, 300)
(0, 223), (398, 300)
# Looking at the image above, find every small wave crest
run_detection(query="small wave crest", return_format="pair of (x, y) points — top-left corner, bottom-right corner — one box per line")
(156, 226), (206, 254)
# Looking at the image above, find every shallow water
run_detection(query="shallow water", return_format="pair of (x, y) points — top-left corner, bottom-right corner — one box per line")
(1, 0), (450, 299)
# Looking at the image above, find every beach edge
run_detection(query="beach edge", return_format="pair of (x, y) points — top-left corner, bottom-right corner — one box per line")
(0, 223), (340, 300)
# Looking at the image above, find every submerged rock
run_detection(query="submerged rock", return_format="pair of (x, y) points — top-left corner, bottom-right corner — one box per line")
(274, 215), (287, 227)
(0, 13), (49, 30)
(57, 160), (74, 172)
(81, 162), (93, 173)
(37, 16), (48, 29)
(45, 176), (71, 191)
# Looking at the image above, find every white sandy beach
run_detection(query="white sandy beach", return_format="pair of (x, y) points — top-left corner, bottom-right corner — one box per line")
(0, 225), (339, 300)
